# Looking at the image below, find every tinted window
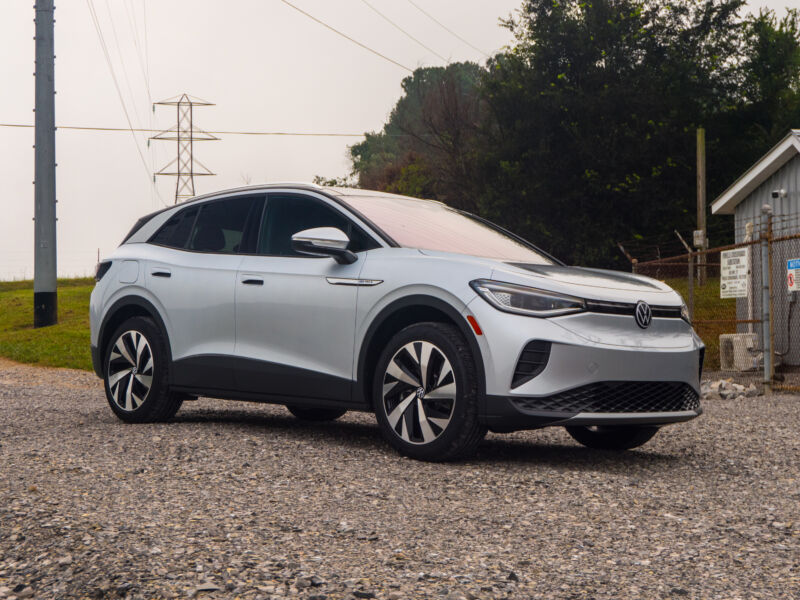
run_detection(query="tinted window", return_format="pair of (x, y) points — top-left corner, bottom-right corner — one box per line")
(187, 196), (259, 254)
(258, 194), (377, 256)
(149, 206), (199, 249)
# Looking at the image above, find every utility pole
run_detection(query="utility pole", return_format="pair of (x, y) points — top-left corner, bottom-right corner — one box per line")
(33, 0), (57, 327)
(695, 127), (707, 286)
(151, 94), (217, 203)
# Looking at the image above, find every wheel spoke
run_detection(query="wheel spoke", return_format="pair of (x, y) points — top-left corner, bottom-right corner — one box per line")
(386, 357), (420, 387)
(425, 382), (456, 400)
(114, 338), (135, 366)
(428, 416), (450, 431)
(108, 367), (131, 387)
(124, 373), (135, 410)
(435, 361), (452, 388)
(134, 332), (147, 368)
(418, 342), (433, 389)
(135, 374), (152, 389)
(142, 356), (153, 375)
(387, 392), (416, 428)
(416, 398), (436, 443)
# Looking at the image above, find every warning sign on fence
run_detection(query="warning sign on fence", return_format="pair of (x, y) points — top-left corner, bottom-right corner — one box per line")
(720, 248), (749, 299)
(788, 259), (800, 292)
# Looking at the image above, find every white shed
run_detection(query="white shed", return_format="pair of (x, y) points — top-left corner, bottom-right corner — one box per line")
(711, 130), (800, 366)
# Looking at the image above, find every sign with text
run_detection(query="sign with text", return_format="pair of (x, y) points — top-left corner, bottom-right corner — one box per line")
(720, 248), (749, 299)
(788, 259), (800, 292)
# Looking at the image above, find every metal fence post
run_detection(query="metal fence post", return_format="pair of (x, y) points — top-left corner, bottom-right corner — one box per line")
(688, 250), (694, 322)
(761, 205), (773, 394)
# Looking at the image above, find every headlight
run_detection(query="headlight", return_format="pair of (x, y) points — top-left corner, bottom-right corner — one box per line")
(470, 279), (585, 317)
(680, 302), (691, 324)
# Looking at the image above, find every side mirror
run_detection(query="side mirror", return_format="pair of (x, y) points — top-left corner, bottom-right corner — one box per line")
(291, 227), (357, 265)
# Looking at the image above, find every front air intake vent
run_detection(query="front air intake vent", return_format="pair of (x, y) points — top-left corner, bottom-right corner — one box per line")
(512, 341), (551, 388)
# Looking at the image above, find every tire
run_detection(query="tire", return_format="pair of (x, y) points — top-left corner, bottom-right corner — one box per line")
(373, 322), (486, 461)
(287, 406), (347, 422)
(103, 316), (183, 423)
(565, 425), (659, 450)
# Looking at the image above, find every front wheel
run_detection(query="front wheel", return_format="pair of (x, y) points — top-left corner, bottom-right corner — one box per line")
(373, 322), (486, 461)
(565, 425), (659, 450)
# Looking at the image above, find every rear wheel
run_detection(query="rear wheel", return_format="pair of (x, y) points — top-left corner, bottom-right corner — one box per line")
(373, 322), (486, 461)
(287, 406), (346, 422)
(103, 316), (182, 423)
(565, 425), (659, 450)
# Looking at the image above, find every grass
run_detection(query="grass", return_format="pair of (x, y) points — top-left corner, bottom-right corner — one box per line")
(665, 276), (737, 370)
(0, 278), (94, 371)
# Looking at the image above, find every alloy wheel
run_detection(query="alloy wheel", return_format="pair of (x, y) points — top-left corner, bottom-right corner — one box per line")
(382, 341), (457, 444)
(107, 330), (154, 412)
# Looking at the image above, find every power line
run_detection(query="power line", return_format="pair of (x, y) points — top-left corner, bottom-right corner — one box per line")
(85, 0), (166, 206)
(358, 0), (447, 62)
(0, 123), (368, 137)
(277, 0), (413, 72)
(406, 0), (488, 58)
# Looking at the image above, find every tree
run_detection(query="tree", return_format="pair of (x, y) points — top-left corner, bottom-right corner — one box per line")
(345, 0), (800, 268)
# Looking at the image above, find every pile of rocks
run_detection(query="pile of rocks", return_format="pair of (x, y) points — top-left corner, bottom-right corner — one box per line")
(701, 379), (761, 400)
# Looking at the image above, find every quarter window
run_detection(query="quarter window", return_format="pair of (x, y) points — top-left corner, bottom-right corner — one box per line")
(257, 194), (378, 256)
(148, 206), (199, 249)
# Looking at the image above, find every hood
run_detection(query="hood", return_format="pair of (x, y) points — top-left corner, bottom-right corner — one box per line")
(492, 262), (681, 305)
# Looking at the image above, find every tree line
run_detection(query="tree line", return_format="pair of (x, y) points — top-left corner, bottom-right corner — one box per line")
(320, 0), (800, 268)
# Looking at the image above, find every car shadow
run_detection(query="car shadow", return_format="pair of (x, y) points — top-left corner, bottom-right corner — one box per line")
(168, 405), (683, 472)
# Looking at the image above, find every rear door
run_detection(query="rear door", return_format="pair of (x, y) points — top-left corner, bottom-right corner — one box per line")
(146, 194), (263, 389)
(234, 192), (380, 403)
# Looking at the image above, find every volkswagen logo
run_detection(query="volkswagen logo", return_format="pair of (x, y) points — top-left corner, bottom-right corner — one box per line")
(634, 301), (652, 329)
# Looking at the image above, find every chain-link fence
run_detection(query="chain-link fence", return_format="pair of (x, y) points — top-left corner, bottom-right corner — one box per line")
(630, 213), (800, 391)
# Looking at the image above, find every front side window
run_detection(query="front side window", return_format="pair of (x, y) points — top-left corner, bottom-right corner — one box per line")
(257, 194), (378, 256)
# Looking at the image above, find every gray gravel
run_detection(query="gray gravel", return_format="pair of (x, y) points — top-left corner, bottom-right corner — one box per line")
(0, 358), (798, 600)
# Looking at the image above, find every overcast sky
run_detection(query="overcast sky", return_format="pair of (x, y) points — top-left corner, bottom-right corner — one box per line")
(0, 0), (795, 279)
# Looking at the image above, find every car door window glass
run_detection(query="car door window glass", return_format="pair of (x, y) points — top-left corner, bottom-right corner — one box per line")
(258, 194), (377, 256)
(187, 196), (258, 254)
(148, 206), (199, 249)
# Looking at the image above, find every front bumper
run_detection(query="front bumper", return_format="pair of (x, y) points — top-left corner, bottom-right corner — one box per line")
(481, 389), (702, 432)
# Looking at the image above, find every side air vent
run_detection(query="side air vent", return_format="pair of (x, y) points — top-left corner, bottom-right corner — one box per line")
(512, 340), (551, 388)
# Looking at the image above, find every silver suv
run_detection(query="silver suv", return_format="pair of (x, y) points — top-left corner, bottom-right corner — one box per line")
(90, 183), (703, 461)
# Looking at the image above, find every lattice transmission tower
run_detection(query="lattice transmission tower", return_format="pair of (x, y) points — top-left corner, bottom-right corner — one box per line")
(151, 94), (218, 203)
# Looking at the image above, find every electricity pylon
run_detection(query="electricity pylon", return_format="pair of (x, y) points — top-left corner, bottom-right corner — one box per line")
(151, 94), (217, 203)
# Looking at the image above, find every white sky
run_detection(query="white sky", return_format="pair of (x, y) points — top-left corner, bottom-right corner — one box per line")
(0, 0), (795, 279)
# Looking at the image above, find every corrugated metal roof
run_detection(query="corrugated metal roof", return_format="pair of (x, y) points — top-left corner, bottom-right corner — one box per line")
(711, 130), (800, 215)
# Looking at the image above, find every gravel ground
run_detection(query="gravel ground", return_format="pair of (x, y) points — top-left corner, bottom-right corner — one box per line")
(0, 358), (798, 600)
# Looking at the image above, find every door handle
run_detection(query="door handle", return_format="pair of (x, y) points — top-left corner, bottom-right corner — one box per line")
(151, 270), (171, 278)
(241, 278), (264, 285)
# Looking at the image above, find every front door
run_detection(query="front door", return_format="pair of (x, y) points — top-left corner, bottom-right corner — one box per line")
(234, 192), (378, 403)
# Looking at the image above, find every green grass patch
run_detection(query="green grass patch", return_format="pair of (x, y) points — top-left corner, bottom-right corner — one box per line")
(0, 279), (94, 370)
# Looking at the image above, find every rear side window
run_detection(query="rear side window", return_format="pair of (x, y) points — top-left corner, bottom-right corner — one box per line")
(258, 194), (378, 256)
(187, 196), (259, 254)
(149, 206), (199, 249)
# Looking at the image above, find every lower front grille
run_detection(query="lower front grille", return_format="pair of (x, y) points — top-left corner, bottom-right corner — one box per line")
(510, 381), (700, 414)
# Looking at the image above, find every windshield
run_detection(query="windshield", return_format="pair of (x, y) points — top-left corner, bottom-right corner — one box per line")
(341, 194), (554, 264)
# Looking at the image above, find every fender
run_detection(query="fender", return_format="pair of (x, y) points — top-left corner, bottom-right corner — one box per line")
(355, 294), (486, 405)
(95, 295), (172, 377)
